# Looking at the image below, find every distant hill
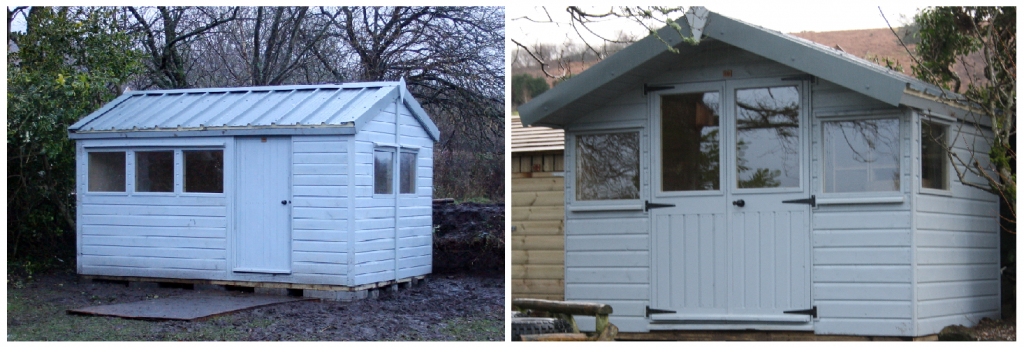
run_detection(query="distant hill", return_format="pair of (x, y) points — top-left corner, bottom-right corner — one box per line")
(512, 27), (981, 92)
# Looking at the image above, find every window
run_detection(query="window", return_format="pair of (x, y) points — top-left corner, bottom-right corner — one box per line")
(374, 149), (394, 194)
(661, 92), (720, 191)
(184, 150), (223, 193)
(735, 86), (801, 189)
(921, 121), (949, 190)
(88, 152), (126, 192)
(135, 151), (174, 192)
(822, 118), (900, 193)
(576, 132), (640, 200)
(400, 150), (417, 194)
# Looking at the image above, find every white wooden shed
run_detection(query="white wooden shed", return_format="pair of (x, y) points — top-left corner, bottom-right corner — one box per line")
(517, 8), (1000, 338)
(68, 80), (438, 293)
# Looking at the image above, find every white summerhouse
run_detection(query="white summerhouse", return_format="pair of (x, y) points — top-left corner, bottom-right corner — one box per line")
(518, 8), (1000, 337)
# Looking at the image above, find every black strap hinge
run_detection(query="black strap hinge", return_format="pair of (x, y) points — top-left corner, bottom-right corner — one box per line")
(644, 84), (675, 95)
(783, 306), (817, 318)
(646, 306), (677, 317)
(645, 200), (676, 211)
(782, 195), (816, 207)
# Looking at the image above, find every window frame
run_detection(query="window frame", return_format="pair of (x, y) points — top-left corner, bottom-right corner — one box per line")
(651, 82), (726, 198)
(567, 126), (645, 211)
(399, 148), (419, 195)
(83, 146), (225, 197)
(133, 149), (176, 195)
(86, 149), (128, 195)
(818, 113), (904, 199)
(373, 146), (397, 196)
(181, 148), (225, 195)
(920, 117), (953, 195)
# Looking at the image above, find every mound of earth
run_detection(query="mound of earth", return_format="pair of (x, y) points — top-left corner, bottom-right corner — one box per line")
(432, 202), (504, 275)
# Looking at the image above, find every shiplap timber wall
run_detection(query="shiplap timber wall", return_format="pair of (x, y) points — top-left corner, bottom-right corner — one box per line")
(563, 85), (652, 333)
(912, 113), (1000, 335)
(808, 82), (916, 336)
(511, 152), (565, 301)
(77, 137), (234, 281)
(290, 135), (350, 280)
(351, 101), (433, 286)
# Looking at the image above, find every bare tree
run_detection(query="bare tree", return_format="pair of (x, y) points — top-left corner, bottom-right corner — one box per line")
(511, 6), (685, 79)
(124, 6), (239, 89)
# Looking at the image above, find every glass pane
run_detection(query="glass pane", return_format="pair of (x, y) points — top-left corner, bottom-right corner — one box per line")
(374, 150), (394, 194)
(88, 152), (126, 192)
(135, 151), (174, 192)
(823, 119), (900, 193)
(735, 86), (801, 189)
(576, 132), (640, 200)
(661, 92), (720, 191)
(400, 151), (416, 194)
(184, 150), (223, 193)
(921, 121), (948, 190)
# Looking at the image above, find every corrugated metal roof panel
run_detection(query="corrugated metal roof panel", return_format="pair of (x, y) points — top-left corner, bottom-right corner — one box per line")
(71, 83), (395, 133)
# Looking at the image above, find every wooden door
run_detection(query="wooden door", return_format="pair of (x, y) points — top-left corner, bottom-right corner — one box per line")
(234, 136), (292, 274)
(649, 79), (812, 324)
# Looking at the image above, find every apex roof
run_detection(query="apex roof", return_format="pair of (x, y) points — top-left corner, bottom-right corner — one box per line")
(519, 7), (964, 128)
(69, 80), (439, 141)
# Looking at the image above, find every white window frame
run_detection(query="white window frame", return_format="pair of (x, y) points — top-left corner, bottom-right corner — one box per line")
(85, 149), (129, 195)
(399, 147), (419, 195)
(919, 116), (953, 195)
(567, 126), (645, 212)
(818, 113), (904, 200)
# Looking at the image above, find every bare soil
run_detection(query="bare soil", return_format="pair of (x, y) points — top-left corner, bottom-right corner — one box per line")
(7, 271), (504, 341)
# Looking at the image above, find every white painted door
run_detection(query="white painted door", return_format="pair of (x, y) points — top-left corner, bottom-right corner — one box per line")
(649, 79), (812, 324)
(234, 136), (292, 274)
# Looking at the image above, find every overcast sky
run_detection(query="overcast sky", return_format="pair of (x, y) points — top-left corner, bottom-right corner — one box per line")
(509, 4), (928, 46)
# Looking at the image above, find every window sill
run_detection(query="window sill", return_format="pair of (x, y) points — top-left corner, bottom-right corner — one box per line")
(568, 203), (644, 212)
(920, 187), (953, 197)
(816, 196), (904, 206)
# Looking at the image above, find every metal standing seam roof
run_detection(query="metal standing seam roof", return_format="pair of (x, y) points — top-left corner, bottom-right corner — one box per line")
(510, 114), (564, 153)
(518, 8), (966, 128)
(68, 81), (440, 141)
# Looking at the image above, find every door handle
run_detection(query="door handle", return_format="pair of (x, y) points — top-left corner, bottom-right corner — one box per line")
(281, 200), (289, 205)
(732, 199), (745, 207)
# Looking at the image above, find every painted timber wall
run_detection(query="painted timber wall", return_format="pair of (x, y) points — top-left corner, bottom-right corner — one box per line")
(911, 113), (1000, 335)
(351, 101), (434, 285)
(75, 89), (434, 288)
(559, 39), (1000, 336)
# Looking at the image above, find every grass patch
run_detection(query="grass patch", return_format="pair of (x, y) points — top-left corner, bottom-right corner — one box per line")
(435, 316), (504, 341)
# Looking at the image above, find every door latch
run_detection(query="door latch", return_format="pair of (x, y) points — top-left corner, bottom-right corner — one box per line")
(782, 195), (816, 207)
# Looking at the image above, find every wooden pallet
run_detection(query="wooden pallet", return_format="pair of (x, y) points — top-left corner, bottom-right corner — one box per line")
(82, 274), (427, 292)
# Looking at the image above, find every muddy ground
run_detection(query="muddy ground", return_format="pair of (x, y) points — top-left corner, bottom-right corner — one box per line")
(7, 271), (504, 341)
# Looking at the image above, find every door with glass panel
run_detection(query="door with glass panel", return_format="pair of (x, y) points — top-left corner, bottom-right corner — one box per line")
(649, 80), (811, 323)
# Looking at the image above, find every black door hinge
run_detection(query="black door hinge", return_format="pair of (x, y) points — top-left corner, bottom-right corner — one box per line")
(783, 306), (817, 318)
(644, 84), (675, 95)
(645, 200), (676, 211)
(782, 195), (816, 207)
(646, 306), (677, 317)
